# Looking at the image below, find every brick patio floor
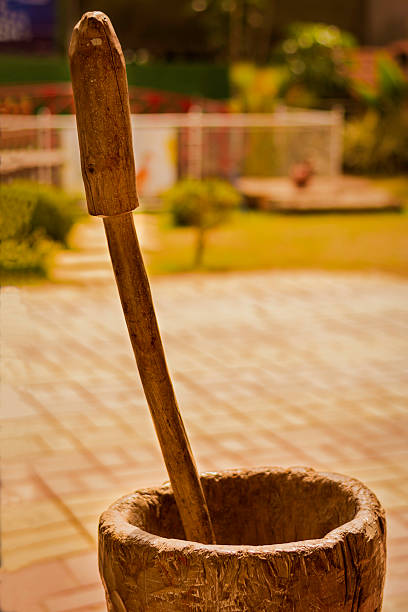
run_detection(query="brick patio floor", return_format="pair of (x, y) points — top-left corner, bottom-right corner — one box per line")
(1, 268), (407, 611)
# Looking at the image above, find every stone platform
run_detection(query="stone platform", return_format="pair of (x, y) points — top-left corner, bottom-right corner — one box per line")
(238, 176), (401, 212)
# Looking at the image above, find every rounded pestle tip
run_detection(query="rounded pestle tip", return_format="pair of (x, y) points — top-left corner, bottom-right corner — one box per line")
(69, 12), (118, 59)
(68, 10), (138, 217)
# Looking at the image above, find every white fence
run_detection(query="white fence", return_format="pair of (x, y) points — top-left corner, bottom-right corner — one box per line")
(1, 108), (343, 196)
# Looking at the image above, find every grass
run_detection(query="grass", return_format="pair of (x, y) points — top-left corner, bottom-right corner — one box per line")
(370, 176), (408, 208)
(147, 208), (408, 277)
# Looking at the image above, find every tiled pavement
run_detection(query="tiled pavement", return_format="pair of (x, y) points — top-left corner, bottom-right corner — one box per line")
(1, 264), (407, 611)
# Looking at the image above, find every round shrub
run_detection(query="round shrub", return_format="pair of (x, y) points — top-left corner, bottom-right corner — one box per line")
(164, 178), (241, 229)
(0, 181), (84, 279)
(0, 182), (37, 241)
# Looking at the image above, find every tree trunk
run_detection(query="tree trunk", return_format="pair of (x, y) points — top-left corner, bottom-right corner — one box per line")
(229, 0), (244, 62)
(194, 226), (206, 268)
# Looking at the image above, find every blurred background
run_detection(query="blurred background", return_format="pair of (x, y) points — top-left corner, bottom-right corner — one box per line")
(1, 0), (408, 278)
(1, 1), (408, 611)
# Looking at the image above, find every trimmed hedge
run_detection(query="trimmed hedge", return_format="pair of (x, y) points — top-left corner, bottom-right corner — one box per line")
(0, 182), (37, 242)
(0, 55), (229, 100)
(0, 234), (54, 276)
(29, 183), (84, 246)
(0, 181), (84, 279)
(0, 55), (70, 85)
(126, 63), (229, 100)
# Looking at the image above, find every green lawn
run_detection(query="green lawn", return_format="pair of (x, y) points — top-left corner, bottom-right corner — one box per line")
(371, 176), (408, 208)
(146, 209), (408, 277)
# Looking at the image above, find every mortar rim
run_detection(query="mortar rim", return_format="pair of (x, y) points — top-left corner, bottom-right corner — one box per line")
(99, 466), (385, 556)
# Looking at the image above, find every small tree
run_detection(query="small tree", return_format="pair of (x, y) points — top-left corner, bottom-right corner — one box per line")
(164, 178), (241, 267)
(277, 22), (356, 105)
(344, 55), (408, 174)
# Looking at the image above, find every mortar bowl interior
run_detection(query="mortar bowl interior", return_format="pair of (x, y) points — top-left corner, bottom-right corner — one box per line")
(125, 468), (360, 546)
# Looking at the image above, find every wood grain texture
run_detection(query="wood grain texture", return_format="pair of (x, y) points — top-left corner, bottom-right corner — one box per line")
(69, 12), (138, 216)
(69, 11), (215, 544)
(99, 467), (386, 611)
(103, 213), (215, 545)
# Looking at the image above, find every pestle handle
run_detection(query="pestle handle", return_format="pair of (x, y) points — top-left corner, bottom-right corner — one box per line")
(69, 11), (137, 217)
(69, 11), (215, 545)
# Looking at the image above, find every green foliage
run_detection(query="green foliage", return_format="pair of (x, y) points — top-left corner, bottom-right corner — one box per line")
(126, 63), (229, 100)
(230, 63), (288, 112)
(0, 55), (229, 101)
(344, 55), (408, 174)
(0, 234), (54, 277)
(344, 109), (408, 174)
(278, 22), (356, 104)
(377, 56), (408, 108)
(0, 181), (83, 279)
(0, 182), (37, 241)
(164, 178), (241, 229)
(29, 183), (84, 246)
(163, 178), (241, 266)
(352, 54), (408, 114)
(148, 208), (408, 277)
(0, 55), (70, 86)
(230, 23), (356, 113)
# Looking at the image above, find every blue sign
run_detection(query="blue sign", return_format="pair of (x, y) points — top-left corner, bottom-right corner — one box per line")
(2, 0), (55, 43)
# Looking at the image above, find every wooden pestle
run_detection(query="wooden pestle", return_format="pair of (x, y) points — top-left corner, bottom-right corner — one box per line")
(69, 11), (215, 545)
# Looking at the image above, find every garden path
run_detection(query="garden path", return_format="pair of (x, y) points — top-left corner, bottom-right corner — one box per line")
(51, 213), (158, 284)
(1, 228), (407, 611)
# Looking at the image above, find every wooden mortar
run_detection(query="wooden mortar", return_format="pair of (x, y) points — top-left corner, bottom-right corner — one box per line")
(99, 467), (386, 611)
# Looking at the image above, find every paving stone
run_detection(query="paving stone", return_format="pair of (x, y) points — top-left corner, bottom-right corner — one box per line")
(1, 559), (77, 610)
(44, 586), (106, 612)
(3, 499), (68, 533)
(1, 270), (407, 609)
(2, 522), (84, 553)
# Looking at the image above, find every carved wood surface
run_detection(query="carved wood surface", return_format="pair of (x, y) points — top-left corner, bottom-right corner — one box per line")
(69, 11), (215, 545)
(99, 467), (386, 611)
(69, 12), (138, 216)
(103, 213), (215, 545)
